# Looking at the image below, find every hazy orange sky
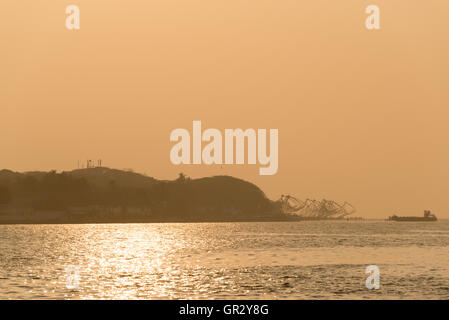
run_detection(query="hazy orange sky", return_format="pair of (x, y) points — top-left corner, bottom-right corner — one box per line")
(1, 1), (448, 218)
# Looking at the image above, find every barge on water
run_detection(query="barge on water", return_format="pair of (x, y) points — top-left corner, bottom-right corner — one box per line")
(388, 210), (437, 222)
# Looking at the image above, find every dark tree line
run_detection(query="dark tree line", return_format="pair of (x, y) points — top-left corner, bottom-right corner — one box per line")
(0, 185), (11, 204)
(0, 171), (276, 219)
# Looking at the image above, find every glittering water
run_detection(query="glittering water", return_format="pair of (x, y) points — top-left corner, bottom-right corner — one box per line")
(1, 221), (449, 299)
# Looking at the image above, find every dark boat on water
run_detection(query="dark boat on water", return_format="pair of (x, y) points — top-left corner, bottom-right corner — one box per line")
(388, 210), (437, 222)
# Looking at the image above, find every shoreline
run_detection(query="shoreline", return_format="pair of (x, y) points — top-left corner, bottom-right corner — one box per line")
(0, 216), (365, 225)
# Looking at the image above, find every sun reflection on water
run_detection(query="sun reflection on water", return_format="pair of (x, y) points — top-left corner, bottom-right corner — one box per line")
(1, 222), (449, 299)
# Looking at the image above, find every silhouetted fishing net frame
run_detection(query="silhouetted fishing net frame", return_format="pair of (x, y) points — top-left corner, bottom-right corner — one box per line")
(278, 195), (356, 218)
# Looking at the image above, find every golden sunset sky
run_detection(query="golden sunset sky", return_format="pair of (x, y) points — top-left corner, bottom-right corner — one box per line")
(1, 1), (448, 218)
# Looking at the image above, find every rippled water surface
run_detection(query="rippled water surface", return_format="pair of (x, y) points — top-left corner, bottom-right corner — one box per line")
(1, 221), (449, 299)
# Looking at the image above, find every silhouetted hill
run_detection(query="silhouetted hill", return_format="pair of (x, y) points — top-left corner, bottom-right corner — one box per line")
(0, 168), (288, 223)
(0, 169), (21, 182)
(188, 176), (272, 212)
(69, 167), (157, 188)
